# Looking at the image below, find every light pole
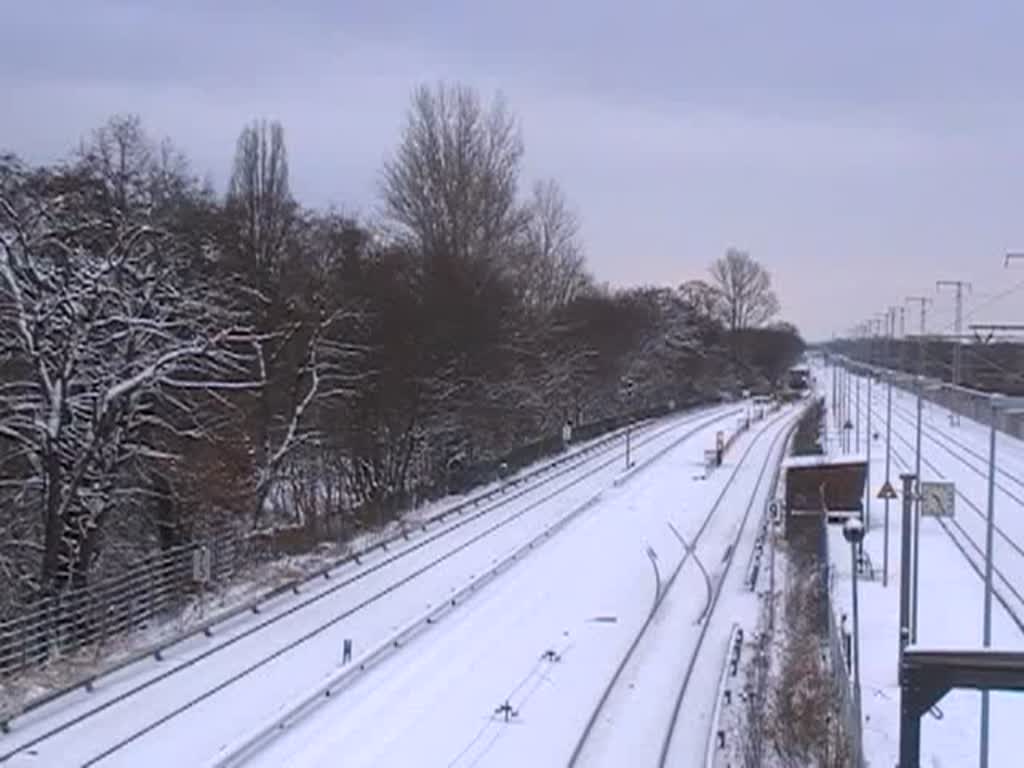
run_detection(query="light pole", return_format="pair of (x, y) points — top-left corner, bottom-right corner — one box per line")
(843, 516), (865, 768)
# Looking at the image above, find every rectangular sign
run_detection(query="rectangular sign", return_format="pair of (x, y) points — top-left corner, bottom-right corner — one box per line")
(921, 481), (955, 518)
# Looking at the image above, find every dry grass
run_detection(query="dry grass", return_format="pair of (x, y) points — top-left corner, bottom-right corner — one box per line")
(740, 538), (855, 768)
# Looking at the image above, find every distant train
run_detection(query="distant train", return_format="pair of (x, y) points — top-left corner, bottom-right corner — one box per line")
(787, 365), (811, 391)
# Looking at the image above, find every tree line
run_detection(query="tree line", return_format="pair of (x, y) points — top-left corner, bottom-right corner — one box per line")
(0, 82), (803, 610)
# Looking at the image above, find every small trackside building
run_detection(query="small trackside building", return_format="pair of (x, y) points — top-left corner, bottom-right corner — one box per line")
(782, 452), (868, 534)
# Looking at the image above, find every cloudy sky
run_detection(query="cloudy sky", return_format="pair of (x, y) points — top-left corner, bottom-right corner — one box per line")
(4, 1), (1024, 340)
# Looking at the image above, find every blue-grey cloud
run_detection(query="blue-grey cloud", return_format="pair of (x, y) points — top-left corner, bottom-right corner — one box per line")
(4, 1), (1024, 340)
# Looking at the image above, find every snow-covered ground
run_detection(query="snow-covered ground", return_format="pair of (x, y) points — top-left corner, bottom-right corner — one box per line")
(242, 405), (803, 768)
(2, 403), (755, 767)
(1, 416), (679, 719)
(823, 363), (1024, 767)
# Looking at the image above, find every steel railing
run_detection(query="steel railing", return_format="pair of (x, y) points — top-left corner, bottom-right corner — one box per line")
(0, 406), (701, 728)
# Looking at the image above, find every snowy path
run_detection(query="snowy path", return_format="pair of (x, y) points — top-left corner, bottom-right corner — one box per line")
(242, 406), (802, 768)
(827, 364), (1024, 768)
(0, 405), (741, 768)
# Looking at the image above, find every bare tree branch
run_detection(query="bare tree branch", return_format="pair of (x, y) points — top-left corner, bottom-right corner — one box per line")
(710, 248), (780, 331)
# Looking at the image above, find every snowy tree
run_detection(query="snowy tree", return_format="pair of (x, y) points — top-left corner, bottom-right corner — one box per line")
(381, 82), (527, 268)
(0, 155), (257, 592)
(220, 120), (366, 525)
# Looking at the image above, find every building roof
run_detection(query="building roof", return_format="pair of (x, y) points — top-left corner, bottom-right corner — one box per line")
(782, 451), (868, 470)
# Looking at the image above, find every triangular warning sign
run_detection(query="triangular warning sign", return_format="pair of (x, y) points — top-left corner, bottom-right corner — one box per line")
(877, 480), (898, 500)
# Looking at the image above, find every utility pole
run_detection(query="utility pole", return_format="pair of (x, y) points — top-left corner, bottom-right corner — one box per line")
(832, 360), (838, 421)
(899, 306), (906, 339)
(887, 306), (900, 371)
(866, 372), (872, 529)
(980, 398), (998, 768)
(872, 315), (886, 368)
(906, 296), (931, 377)
(977, 394), (1024, 766)
(884, 373), (893, 588)
(912, 378), (923, 643)
(899, 473), (916, 658)
(846, 365), (853, 453)
(936, 280), (972, 388)
(856, 372), (861, 453)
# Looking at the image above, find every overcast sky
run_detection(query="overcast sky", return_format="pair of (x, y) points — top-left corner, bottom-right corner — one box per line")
(4, 1), (1024, 340)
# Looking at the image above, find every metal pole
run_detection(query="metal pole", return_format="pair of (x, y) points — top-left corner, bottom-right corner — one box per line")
(906, 296), (930, 376)
(980, 401), (998, 768)
(899, 473), (915, 659)
(911, 381), (923, 643)
(847, 366), (852, 453)
(838, 365), (844, 452)
(856, 374), (861, 453)
(936, 280), (971, 386)
(842, 365), (847, 453)
(837, 363), (843, 449)
(884, 376), (893, 588)
(866, 374), (872, 530)
(900, 674), (922, 768)
(843, 366), (850, 453)
(850, 536), (863, 761)
(833, 359), (838, 419)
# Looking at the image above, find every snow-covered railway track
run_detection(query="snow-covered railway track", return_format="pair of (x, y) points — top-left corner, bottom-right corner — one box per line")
(0, 406), (740, 768)
(658, 409), (800, 767)
(567, 405), (801, 768)
(885, 419), (1024, 573)
(888, 400), (1024, 519)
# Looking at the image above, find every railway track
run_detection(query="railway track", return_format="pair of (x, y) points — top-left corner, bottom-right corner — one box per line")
(886, 441), (1024, 634)
(1, 405), (741, 768)
(887, 398), (1024, 512)
(567, 404), (802, 768)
